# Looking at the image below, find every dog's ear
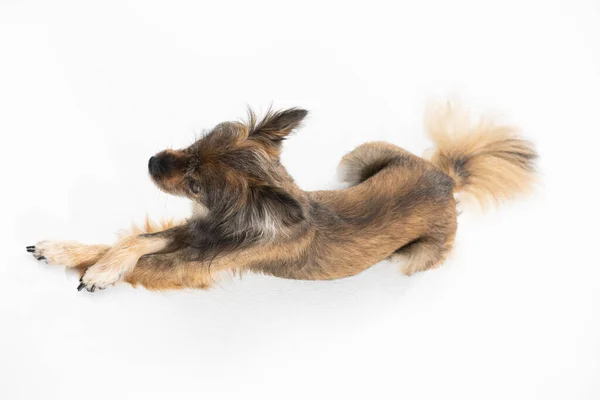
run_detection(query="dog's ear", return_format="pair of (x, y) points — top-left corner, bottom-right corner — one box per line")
(248, 108), (308, 144)
(254, 185), (305, 226)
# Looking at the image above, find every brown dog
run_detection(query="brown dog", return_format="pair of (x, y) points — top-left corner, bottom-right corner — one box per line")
(27, 103), (537, 292)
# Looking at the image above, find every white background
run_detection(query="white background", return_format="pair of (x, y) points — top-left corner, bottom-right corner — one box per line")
(1, 0), (599, 399)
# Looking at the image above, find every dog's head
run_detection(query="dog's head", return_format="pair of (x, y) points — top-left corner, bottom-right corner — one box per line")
(148, 108), (308, 230)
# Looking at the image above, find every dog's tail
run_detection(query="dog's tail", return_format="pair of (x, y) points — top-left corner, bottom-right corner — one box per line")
(425, 102), (538, 207)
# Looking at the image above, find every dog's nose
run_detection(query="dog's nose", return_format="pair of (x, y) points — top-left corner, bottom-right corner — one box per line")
(148, 156), (165, 175)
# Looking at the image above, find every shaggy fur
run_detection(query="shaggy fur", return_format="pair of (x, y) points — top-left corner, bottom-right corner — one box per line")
(27, 103), (537, 292)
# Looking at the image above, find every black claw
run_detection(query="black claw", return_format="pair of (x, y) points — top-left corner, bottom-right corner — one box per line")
(79, 276), (83, 282)
(87, 285), (96, 293)
(36, 256), (46, 261)
(26, 246), (35, 253)
(98, 287), (105, 290)
(77, 282), (86, 291)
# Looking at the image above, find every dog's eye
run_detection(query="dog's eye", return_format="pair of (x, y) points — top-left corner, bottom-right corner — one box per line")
(188, 180), (201, 194)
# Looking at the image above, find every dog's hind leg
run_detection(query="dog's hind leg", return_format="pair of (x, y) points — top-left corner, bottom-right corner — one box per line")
(337, 142), (414, 186)
(391, 229), (456, 275)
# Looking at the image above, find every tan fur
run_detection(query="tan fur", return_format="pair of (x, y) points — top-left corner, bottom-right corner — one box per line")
(391, 232), (456, 275)
(80, 235), (169, 288)
(119, 215), (184, 239)
(317, 153), (458, 277)
(425, 102), (538, 207)
(30, 104), (537, 292)
(35, 216), (181, 287)
(338, 142), (413, 186)
(31, 241), (110, 270)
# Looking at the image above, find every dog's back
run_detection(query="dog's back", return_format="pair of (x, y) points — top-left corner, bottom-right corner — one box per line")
(256, 103), (537, 279)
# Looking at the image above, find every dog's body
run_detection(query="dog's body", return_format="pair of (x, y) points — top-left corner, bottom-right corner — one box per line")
(28, 104), (537, 292)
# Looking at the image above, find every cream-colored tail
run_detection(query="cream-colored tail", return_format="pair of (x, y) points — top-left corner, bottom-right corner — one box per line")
(425, 103), (538, 207)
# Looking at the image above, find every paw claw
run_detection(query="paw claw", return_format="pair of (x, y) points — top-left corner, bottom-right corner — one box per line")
(77, 282), (86, 292)
(26, 246), (35, 253)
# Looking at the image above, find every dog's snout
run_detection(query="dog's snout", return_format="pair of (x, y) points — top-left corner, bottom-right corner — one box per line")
(148, 151), (189, 178)
(148, 156), (166, 175)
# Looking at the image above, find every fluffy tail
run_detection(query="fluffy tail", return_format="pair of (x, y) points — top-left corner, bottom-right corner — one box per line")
(425, 103), (538, 206)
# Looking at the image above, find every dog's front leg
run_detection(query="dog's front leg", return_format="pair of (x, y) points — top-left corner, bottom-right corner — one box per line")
(28, 217), (186, 290)
(27, 241), (110, 271)
(77, 232), (175, 292)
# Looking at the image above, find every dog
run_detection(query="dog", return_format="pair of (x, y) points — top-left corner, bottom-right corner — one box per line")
(27, 103), (537, 292)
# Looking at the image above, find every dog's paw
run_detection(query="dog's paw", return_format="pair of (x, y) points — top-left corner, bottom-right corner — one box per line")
(77, 275), (106, 292)
(26, 241), (80, 265)
(26, 244), (48, 262)
(77, 258), (132, 292)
